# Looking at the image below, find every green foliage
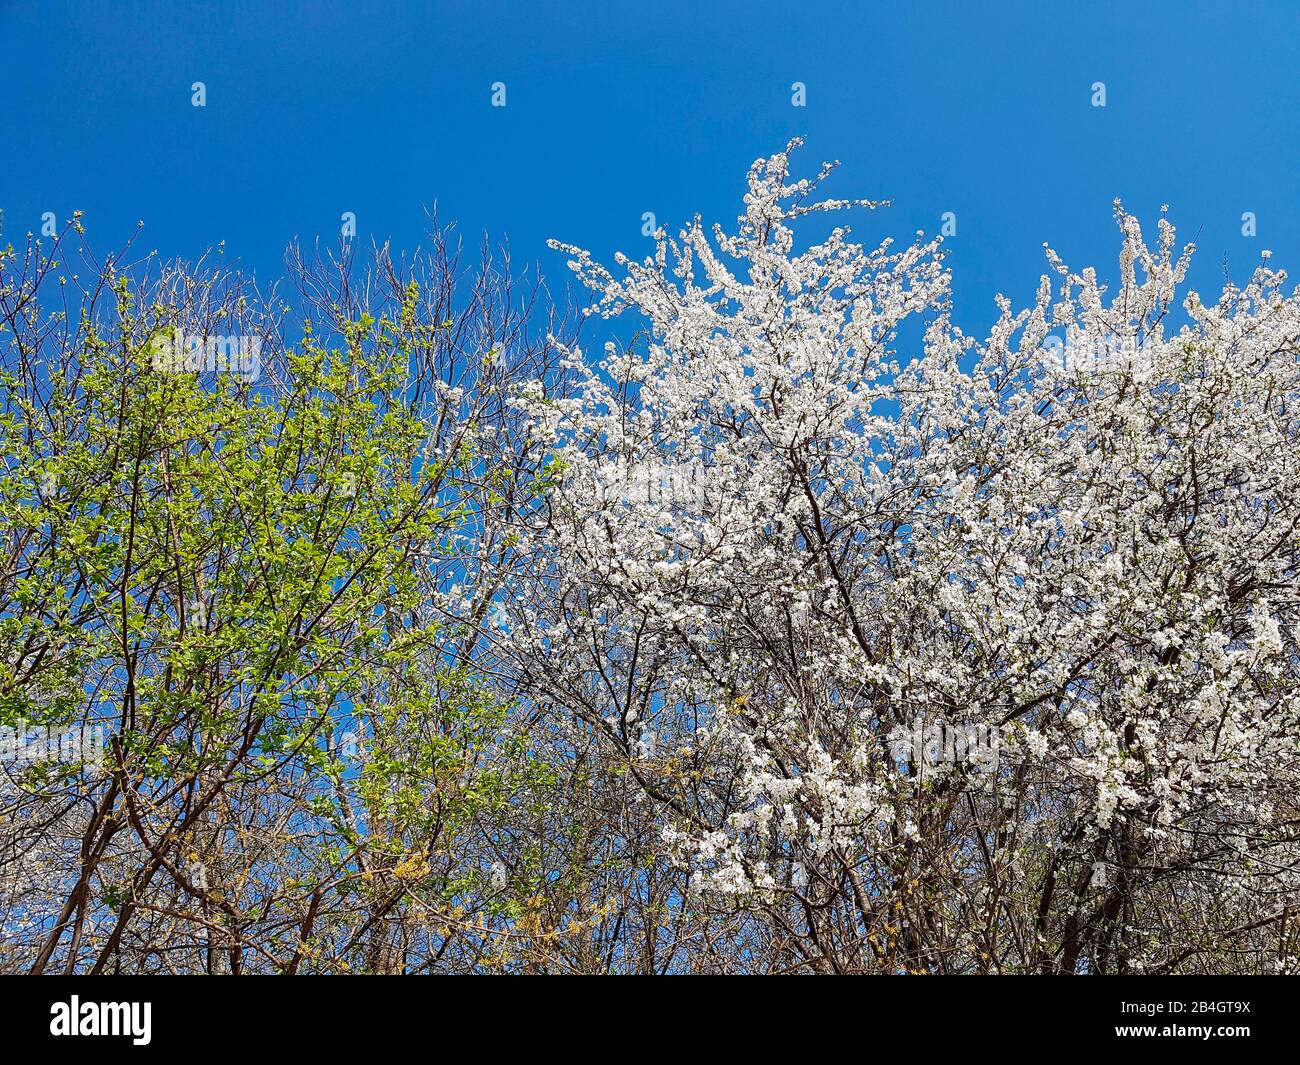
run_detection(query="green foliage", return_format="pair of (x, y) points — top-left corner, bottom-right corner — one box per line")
(0, 232), (559, 974)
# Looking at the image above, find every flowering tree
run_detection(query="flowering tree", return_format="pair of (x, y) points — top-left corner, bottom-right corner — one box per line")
(4, 146), (1299, 975)
(509, 141), (1300, 973)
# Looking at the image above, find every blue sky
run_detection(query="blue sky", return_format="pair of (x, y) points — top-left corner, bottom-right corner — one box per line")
(2, 0), (1297, 338)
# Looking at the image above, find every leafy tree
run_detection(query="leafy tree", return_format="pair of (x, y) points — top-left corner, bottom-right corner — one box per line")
(0, 225), (565, 973)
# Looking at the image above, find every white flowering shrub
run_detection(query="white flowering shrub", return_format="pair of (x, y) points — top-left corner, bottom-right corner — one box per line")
(509, 142), (1300, 973)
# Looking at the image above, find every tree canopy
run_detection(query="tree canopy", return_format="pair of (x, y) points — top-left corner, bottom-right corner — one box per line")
(4, 146), (1300, 973)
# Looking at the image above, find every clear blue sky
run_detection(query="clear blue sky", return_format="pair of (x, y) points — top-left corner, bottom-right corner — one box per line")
(2, 0), (1297, 337)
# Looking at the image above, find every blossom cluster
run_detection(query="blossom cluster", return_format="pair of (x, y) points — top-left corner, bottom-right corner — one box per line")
(495, 142), (1300, 970)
